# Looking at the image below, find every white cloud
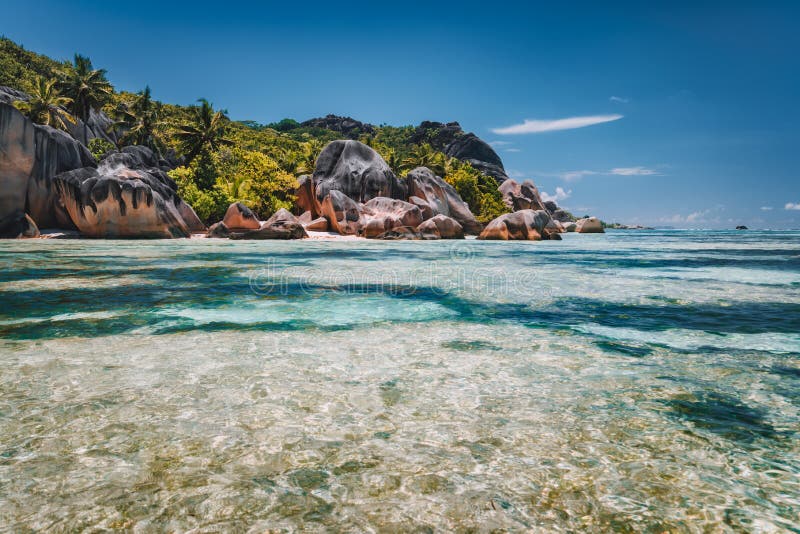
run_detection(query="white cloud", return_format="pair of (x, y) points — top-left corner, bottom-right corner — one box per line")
(560, 170), (598, 182)
(504, 148), (521, 153)
(610, 166), (657, 176)
(609, 96), (629, 103)
(786, 202), (800, 210)
(491, 114), (623, 135)
(541, 187), (571, 203)
(760, 206), (774, 211)
(659, 206), (725, 225)
(489, 140), (512, 147)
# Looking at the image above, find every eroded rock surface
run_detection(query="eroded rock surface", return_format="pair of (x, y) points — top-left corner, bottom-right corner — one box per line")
(417, 214), (464, 239)
(314, 140), (406, 203)
(361, 197), (423, 238)
(406, 167), (482, 234)
(222, 202), (260, 231)
(230, 208), (307, 240)
(498, 179), (547, 212)
(576, 216), (605, 233)
(478, 209), (553, 241)
(320, 190), (363, 235)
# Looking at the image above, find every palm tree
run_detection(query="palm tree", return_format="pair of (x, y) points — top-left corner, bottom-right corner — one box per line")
(173, 98), (233, 164)
(14, 76), (75, 131)
(59, 54), (113, 144)
(400, 143), (447, 176)
(296, 139), (323, 175)
(117, 86), (163, 153)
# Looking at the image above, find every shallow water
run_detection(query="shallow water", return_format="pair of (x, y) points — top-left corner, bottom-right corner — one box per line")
(1, 230), (798, 531)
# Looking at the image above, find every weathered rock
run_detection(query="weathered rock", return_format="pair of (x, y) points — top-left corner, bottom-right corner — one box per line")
(544, 219), (565, 240)
(551, 209), (575, 223)
(361, 197), (424, 238)
(543, 200), (559, 213)
(27, 124), (95, 229)
(0, 211), (39, 238)
(207, 221), (231, 238)
(304, 217), (329, 231)
(562, 221), (577, 232)
(314, 140), (406, 203)
(54, 164), (193, 238)
(478, 209), (552, 241)
(409, 196), (434, 220)
(576, 217), (605, 233)
(295, 175), (322, 218)
(67, 108), (117, 145)
(416, 214), (464, 239)
(231, 208), (307, 240)
(410, 121), (508, 183)
(444, 133), (508, 183)
(0, 104), (35, 226)
(498, 179), (547, 212)
(222, 202), (260, 231)
(405, 167), (482, 234)
(301, 115), (375, 139)
(320, 190), (363, 235)
(0, 86), (29, 105)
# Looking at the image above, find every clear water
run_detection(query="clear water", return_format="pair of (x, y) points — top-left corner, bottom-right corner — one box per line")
(0, 230), (798, 532)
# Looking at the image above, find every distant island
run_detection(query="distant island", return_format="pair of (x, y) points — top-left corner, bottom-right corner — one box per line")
(0, 37), (607, 241)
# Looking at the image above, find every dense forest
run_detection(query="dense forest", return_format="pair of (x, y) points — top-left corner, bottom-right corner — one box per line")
(0, 37), (508, 224)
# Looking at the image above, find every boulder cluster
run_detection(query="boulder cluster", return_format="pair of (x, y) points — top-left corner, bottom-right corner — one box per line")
(1, 90), (604, 241)
(0, 101), (204, 238)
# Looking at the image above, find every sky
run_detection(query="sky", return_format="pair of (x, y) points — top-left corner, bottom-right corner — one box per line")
(4, 0), (799, 228)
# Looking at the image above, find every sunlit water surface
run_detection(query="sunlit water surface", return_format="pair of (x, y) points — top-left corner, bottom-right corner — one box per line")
(1, 230), (798, 532)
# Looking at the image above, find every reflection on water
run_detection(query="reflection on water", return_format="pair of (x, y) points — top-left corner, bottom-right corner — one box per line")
(0, 230), (798, 531)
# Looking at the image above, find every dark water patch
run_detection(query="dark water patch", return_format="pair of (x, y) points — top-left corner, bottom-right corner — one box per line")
(661, 391), (779, 443)
(594, 340), (654, 358)
(771, 365), (800, 379)
(151, 319), (348, 336)
(440, 340), (502, 351)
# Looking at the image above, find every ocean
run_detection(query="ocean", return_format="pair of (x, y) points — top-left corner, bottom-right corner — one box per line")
(1, 230), (798, 531)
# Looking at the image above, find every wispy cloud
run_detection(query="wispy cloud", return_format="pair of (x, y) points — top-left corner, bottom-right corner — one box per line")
(491, 114), (623, 135)
(610, 166), (657, 176)
(504, 148), (521, 153)
(786, 202), (800, 210)
(541, 187), (571, 203)
(659, 206), (725, 225)
(760, 206), (774, 211)
(560, 170), (598, 182)
(489, 140), (512, 147)
(609, 96), (629, 104)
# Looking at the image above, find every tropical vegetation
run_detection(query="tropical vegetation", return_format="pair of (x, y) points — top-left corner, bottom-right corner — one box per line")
(1, 36), (508, 224)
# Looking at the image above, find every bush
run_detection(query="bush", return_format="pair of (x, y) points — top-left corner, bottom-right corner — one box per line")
(88, 138), (116, 161)
(444, 164), (508, 223)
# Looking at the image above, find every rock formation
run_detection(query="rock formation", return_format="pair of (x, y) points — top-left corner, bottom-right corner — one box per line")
(498, 179), (548, 212)
(222, 202), (260, 231)
(320, 190), (363, 235)
(295, 175), (322, 218)
(0, 104), (35, 233)
(0, 211), (39, 238)
(54, 150), (202, 238)
(417, 214), (464, 239)
(410, 121), (509, 183)
(478, 210), (553, 241)
(301, 115), (375, 139)
(229, 208), (308, 240)
(313, 140), (406, 203)
(361, 197), (424, 238)
(405, 166), (482, 234)
(576, 217), (604, 233)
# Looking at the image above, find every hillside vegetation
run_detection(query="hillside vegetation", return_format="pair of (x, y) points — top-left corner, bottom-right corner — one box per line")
(0, 37), (507, 224)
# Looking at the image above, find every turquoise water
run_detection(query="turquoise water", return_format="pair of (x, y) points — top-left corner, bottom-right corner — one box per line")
(1, 230), (798, 531)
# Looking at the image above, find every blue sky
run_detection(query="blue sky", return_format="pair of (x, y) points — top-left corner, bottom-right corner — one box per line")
(4, 0), (799, 227)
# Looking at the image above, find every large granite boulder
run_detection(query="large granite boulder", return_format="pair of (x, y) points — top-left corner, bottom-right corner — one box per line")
(405, 166), (482, 234)
(361, 197), (424, 238)
(0, 104), (35, 227)
(576, 217), (605, 233)
(230, 208), (307, 240)
(478, 209), (552, 241)
(0, 211), (39, 238)
(0, 86), (29, 105)
(498, 179), (547, 212)
(410, 121), (509, 183)
(27, 124), (95, 229)
(67, 108), (117, 145)
(295, 174), (322, 218)
(313, 140), (406, 203)
(54, 160), (198, 238)
(222, 202), (260, 231)
(320, 189), (363, 235)
(551, 209), (575, 223)
(417, 214), (464, 239)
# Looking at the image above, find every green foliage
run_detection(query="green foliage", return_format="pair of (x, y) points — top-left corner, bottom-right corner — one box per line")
(444, 163), (508, 223)
(0, 37), (65, 88)
(115, 86), (164, 153)
(266, 118), (300, 132)
(88, 138), (116, 160)
(168, 164), (232, 224)
(174, 99), (233, 164)
(13, 76), (75, 130)
(59, 54), (113, 126)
